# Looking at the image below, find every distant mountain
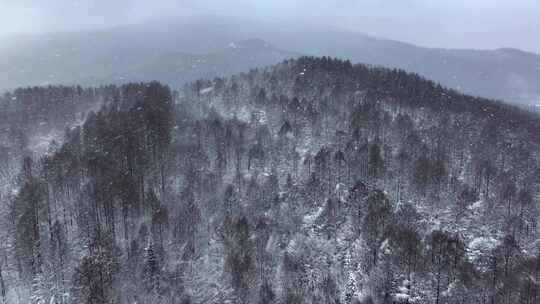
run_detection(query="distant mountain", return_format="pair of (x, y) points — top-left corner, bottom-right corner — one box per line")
(0, 33), (296, 89)
(94, 39), (299, 86)
(1, 15), (540, 105)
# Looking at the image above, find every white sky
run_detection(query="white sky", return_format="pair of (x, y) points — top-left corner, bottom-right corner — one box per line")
(0, 0), (539, 52)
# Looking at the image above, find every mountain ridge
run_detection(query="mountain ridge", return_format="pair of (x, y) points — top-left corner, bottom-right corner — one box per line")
(2, 15), (540, 105)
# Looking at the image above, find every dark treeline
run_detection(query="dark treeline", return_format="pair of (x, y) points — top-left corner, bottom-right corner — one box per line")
(0, 85), (112, 132)
(1, 57), (539, 304)
(0, 85), (116, 159)
(0, 85), (122, 212)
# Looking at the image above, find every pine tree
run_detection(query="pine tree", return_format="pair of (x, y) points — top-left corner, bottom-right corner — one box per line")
(144, 242), (161, 297)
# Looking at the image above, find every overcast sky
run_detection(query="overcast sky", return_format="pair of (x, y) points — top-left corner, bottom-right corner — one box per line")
(1, 0), (539, 53)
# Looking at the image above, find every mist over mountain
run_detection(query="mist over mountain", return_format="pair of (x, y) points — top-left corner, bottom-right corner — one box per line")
(94, 38), (299, 86)
(1, 15), (540, 106)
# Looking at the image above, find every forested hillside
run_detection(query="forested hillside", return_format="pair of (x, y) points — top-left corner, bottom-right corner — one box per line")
(1, 57), (539, 304)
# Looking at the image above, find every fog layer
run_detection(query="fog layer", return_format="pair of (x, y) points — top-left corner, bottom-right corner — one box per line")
(0, 0), (539, 52)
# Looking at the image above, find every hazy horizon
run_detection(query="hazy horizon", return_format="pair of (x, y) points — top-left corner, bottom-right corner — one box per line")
(1, 0), (539, 53)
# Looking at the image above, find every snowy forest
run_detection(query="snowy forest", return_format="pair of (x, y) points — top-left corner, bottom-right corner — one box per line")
(0, 57), (539, 304)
